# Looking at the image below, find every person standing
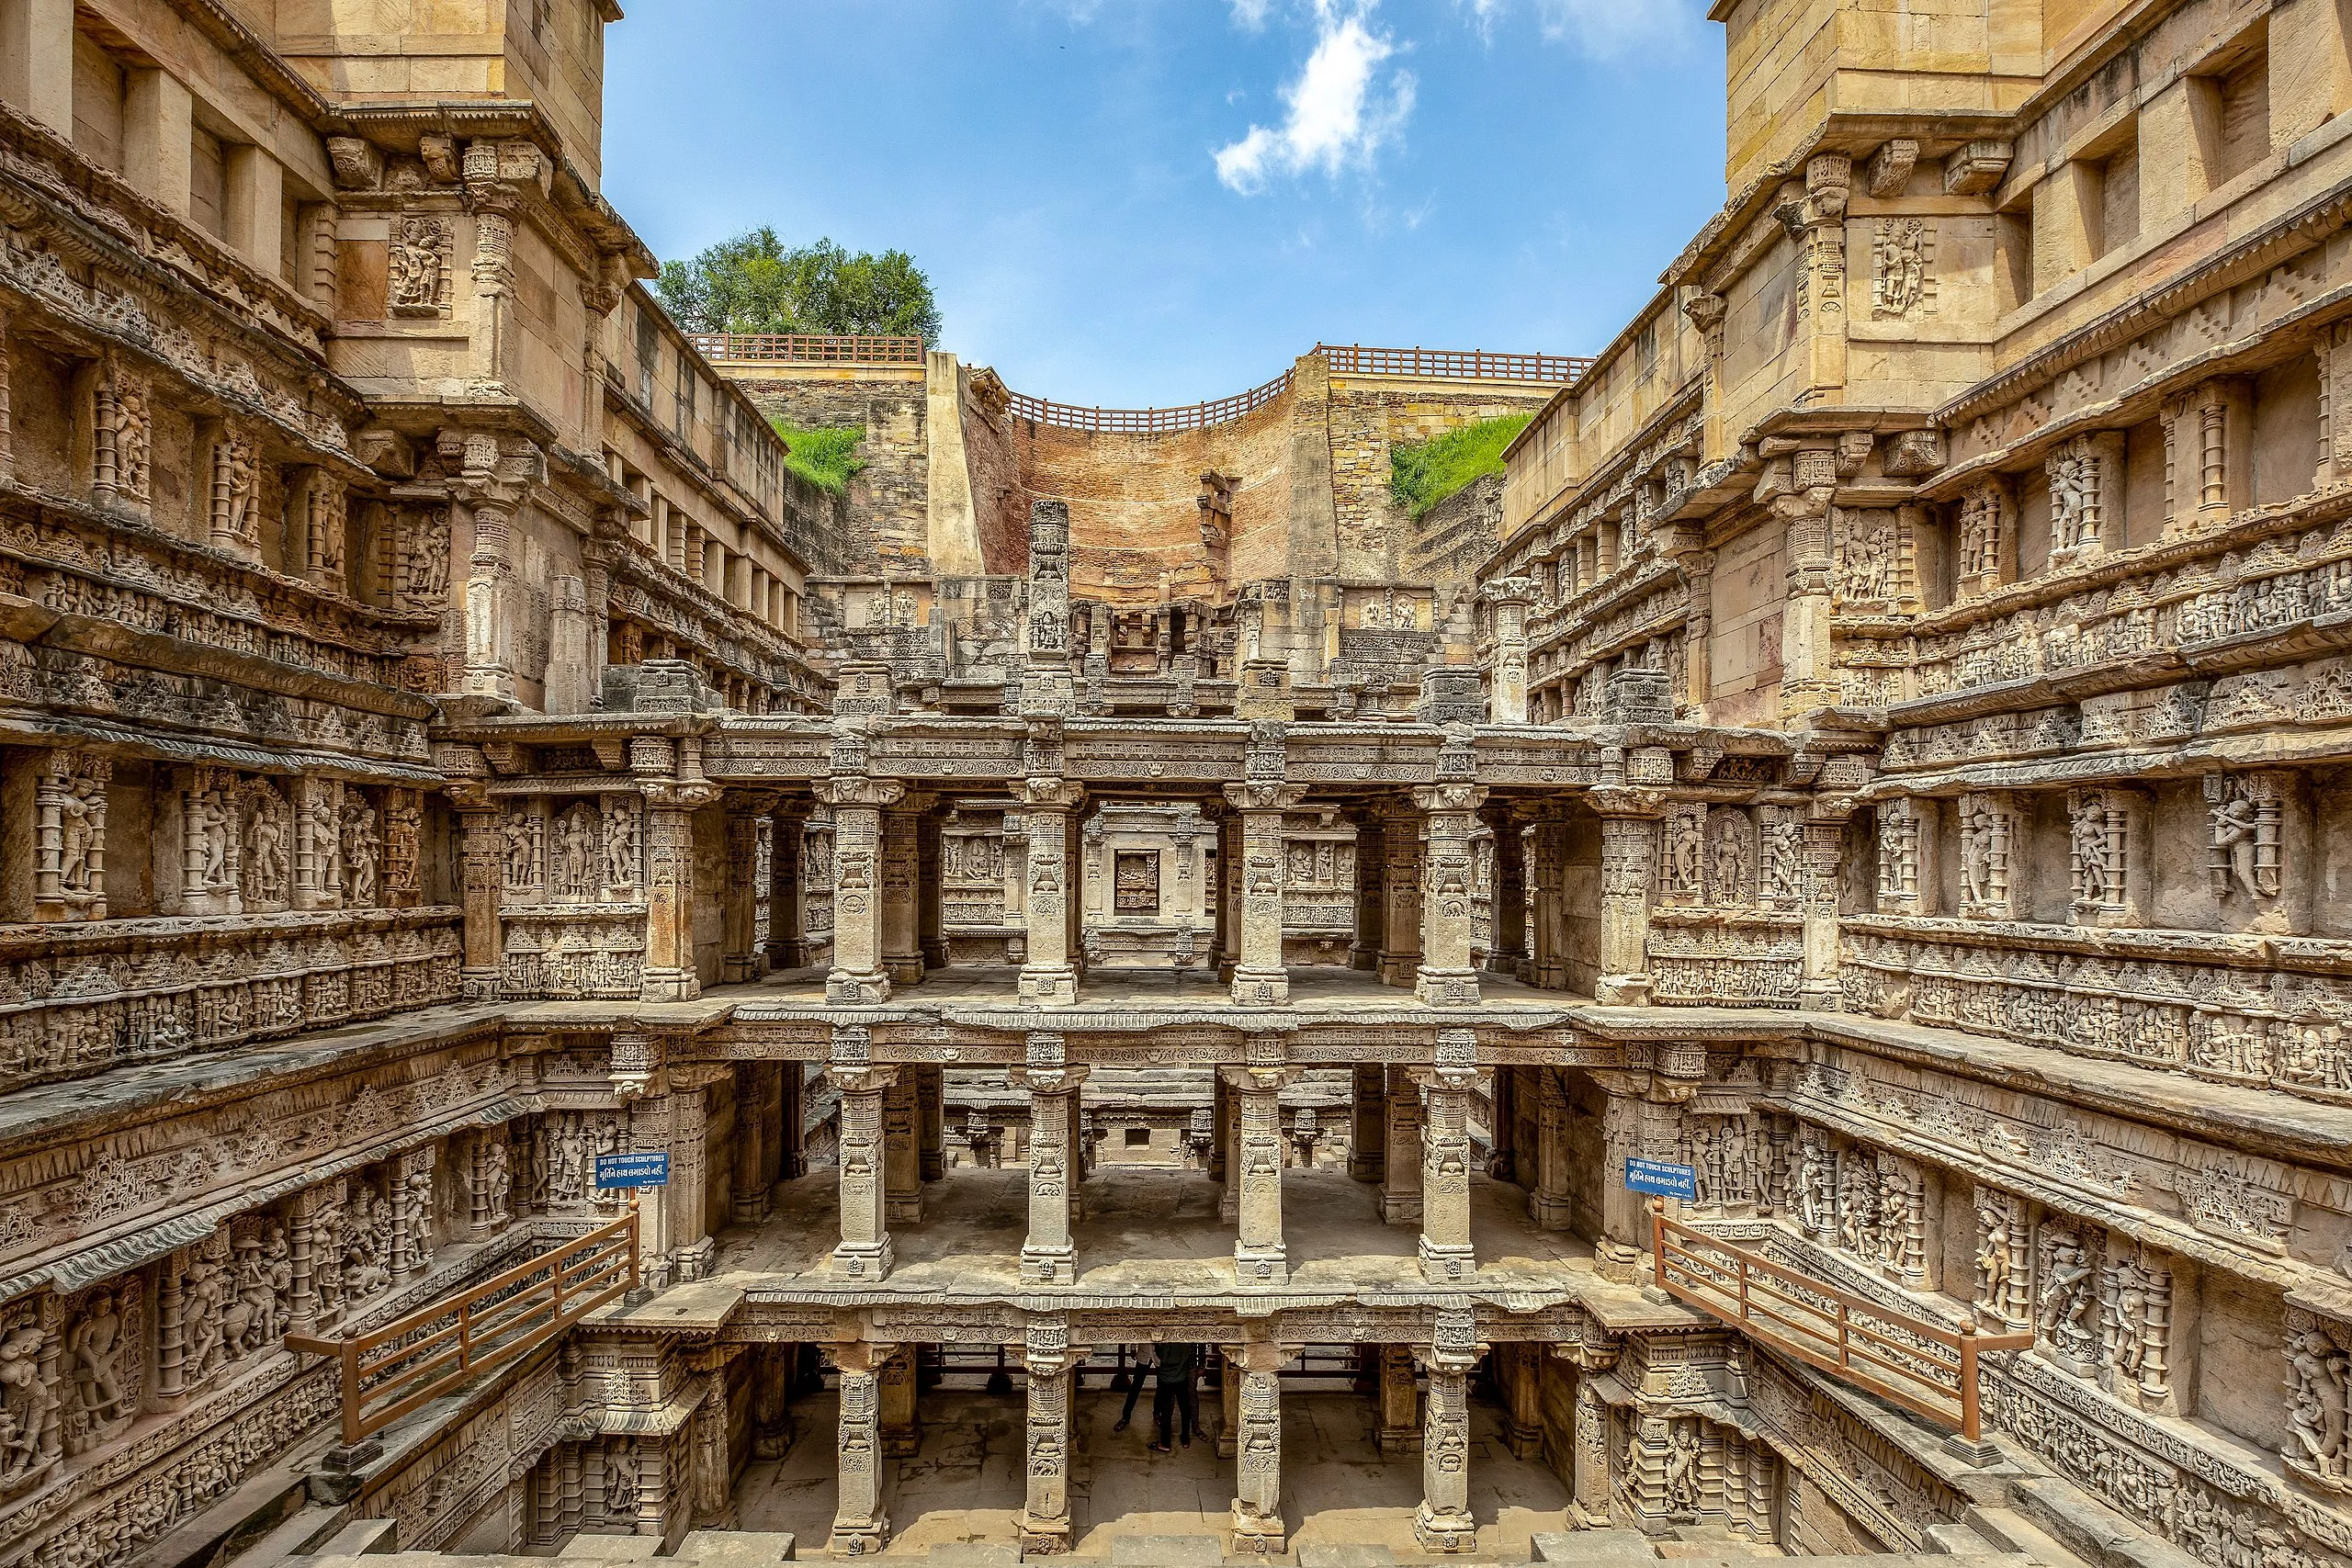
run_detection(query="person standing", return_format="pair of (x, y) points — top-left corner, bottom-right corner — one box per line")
(1114, 1343), (1155, 1432)
(1149, 1341), (1199, 1454)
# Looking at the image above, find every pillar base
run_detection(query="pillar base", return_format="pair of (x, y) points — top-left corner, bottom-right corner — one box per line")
(733, 1187), (774, 1225)
(1594, 973), (1652, 1006)
(1018, 964), (1079, 1006)
(1017, 1515), (1071, 1556)
(1414, 967), (1482, 1008)
(753, 1422), (792, 1460)
(1020, 1245), (1075, 1285)
(1414, 1504), (1479, 1554)
(673, 1236), (716, 1282)
(721, 954), (767, 985)
(1376, 953), (1419, 987)
(883, 956), (924, 986)
(1348, 1154), (1383, 1182)
(831, 1238), (893, 1280)
(828, 1516), (889, 1557)
(880, 1425), (918, 1459)
(1531, 1192), (1574, 1232)
(1533, 961), (1566, 990)
(1234, 1243), (1287, 1288)
(1419, 1239), (1476, 1284)
(884, 1197), (922, 1225)
(1229, 1508), (1285, 1555)
(1596, 1239), (1640, 1284)
(639, 966), (696, 1003)
(1380, 1194), (1423, 1224)
(1799, 978), (1843, 1010)
(1229, 965), (1288, 1006)
(1505, 1418), (1544, 1461)
(1376, 1426), (1421, 1455)
(827, 967), (891, 1004)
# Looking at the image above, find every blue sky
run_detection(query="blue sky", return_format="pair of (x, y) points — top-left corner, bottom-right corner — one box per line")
(603, 1), (1726, 409)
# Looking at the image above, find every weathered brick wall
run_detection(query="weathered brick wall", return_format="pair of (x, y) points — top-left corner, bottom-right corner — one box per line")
(733, 370), (930, 572)
(1405, 471), (1504, 610)
(960, 371), (1031, 576)
(1325, 383), (1556, 584)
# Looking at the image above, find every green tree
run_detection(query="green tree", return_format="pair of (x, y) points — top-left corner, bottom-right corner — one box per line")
(655, 228), (942, 342)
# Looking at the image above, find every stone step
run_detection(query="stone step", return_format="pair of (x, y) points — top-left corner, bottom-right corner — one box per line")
(2007, 1480), (2203, 1568)
(1967, 1504), (2097, 1568)
(674, 1529), (799, 1566)
(1107, 1536), (1227, 1567)
(1298, 1545), (1401, 1568)
(1531, 1528), (1662, 1563)
(912, 1544), (1016, 1567)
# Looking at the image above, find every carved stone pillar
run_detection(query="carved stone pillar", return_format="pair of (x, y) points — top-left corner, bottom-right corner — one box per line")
(1799, 812), (1848, 1010)
(1532, 1068), (1573, 1232)
(1527, 807), (1566, 988)
(1226, 1066), (1295, 1286)
(28, 750), (107, 922)
(1771, 445), (1840, 718)
(1228, 1342), (1287, 1555)
(460, 489), (519, 700)
(1018, 1062), (1087, 1285)
(877, 1345), (918, 1458)
(1225, 780), (1307, 1005)
(454, 792), (503, 1000)
(665, 1067), (717, 1281)
(766, 804), (808, 970)
(732, 1065), (774, 1224)
(1482, 577), (1533, 724)
(882, 1070), (922, 1225)
(879, 795), (929, 987)
(2067, 785), (2151, 928)
(1019, 778), (1083, 1005)
(720, 798), (771, 985)
(1593, 1071), (1691, 1280)
(1348, 1063), (1385, 1182)
(1376, 1344), (1420, 1454)
(916, 1064), (944, 1181)
(1500, 1343), (1544, 1461)
(1789, 152), (1850, 396)
(830, 1064), (896, 1280)
(817, 776), (904, 1003)
(1590, 790), (1659, 1005)
(827, 1344), (893, 1556)
(640, 772), (713, 1003)
(1381, 1065), (1423, 1224)
(1415, 1320), (1480, 1553)
(1018, 1321), (1076, 1554)
(1378, 800), (1425, 987)
(1568, 1365), (1611, 1521)
(1415, 781), (1487, 1006)
(1350, 805), (1385, 972)
(1483, 803), (1526, 976)
(1417, 1066), (1476, 1283)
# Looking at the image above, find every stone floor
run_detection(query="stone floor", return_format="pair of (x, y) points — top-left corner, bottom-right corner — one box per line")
(710, 1167), (1607, 1298)
(732, 1386), (1575, 1560)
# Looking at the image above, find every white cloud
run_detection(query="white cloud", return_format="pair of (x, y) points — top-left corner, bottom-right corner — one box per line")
(1229, 0), (1277, 29)
(1531, 0), (1700, 57)
(1215, 1), (1417, 194)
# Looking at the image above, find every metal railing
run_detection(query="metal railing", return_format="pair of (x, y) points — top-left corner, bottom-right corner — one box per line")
(685, 333), (926, 366)
(1649, 1201), (2030, 1442)
(287, 1211), (639, 1446)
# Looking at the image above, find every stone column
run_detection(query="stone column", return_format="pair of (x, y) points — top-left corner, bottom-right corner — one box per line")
(1017, 1062), (1087, 1284)
(1799, 812), (1848, 1009)
(816, 776), (904, 1003)
(1382, 1065), (1422, 1224)
(1218, 1351), (1242, 1458)
(1375, 1345), (1420, 1454)
(1226, 1066), (1295, 1287)
(781, 1063), (808, 1179)
(1567, 1363), (1611, 1523)
(664, 1067), (718, 1281)
(882, 1071), (922, 1224)
(1018, 778), (1084, 1005)
(1500, 1343), (1543, 1461)
(453, 789), (503, 1000)
(879, 795), (931, 987)
(751, 1344), (793, 1460)
(827, 1344), (892, 1556)
(640, 769), (714, 1004)
(1414, 781), (1487, 1006)
(732, 1064), (775, 1224)
(1210, 1071), (1231, 1187)
(1532, 1068), (1573, 1231)
(1589, 790), (1660, 1006)
(1526, 807), (1566, 988)
(1378, 800), (1424, 987)
(1350, 806), (1385, 972)
(766, 804), (807, 970)
(1225, 781), (1308, 1005)
(459, 486), (519, 700)
(1018, 1319), (1077, 1554)
(878, 1347), (918, 1457)
(1229, 1341), (1288, 1555)
(1416, 1318), (1480, 1554)
(918, 807), (947, 970)
(1417, 1066), (1476, 1283)
(720, 795), (773, 985)
(830, 1064), (896, 1280)
(916, 1065), (944, 1181)
(1481, 577), (1533, 724)
(1592, 1070), (1692, 1280)
(1483, 804), (1526, 977)
(1348, 1063), (1385, 1182)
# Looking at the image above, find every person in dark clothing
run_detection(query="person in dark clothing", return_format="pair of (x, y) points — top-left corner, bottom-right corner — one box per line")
(1114, 1343), (1155, 1432)
(1148, 1342), (1199, 1453)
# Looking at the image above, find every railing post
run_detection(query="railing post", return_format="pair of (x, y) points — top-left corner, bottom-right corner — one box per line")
(1649, 1197), (1667, 1292)
(342, 1337), (361, 1448)
(1959, 1319), (1982, 1443)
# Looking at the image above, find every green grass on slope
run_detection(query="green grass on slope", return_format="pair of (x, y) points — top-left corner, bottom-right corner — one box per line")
(1388, 413), (1532, 520)
(769, 422), (868, 494)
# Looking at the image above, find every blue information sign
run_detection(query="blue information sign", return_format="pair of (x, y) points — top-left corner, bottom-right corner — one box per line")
(594, 1151), (670, 1190)
(1624, 1158), (1697, 1201)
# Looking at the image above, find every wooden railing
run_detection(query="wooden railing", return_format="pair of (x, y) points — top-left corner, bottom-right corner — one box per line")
(1318, 344), (1594, 383)
(685, 333), (926, 366)
(287, 1211), (638, 1446)
(1649, 1201), (2030, 1441)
